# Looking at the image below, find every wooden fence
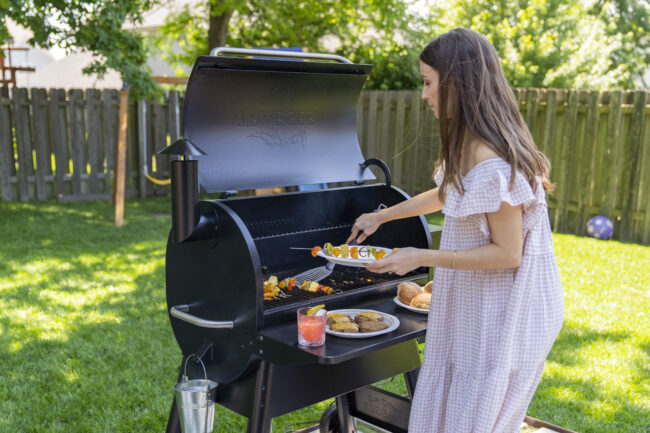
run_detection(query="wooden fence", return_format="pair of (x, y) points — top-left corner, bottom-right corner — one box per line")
(356, 89), (650, 244)
(0, 87), (648, 243)
(0, 87), (180, 203)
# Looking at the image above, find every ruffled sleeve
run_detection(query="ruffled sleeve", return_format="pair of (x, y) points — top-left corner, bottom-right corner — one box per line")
(442, 161), (547, 237)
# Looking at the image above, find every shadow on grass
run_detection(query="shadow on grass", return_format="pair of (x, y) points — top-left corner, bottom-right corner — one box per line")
(0, 199), (181, 431)
(546, 325), (629, 367)
(530, 321), (649, 433)
(530, 374), (649, 433)
(0, 264), (180, 432)
(0, 199), (328, 432)
(2, 200), (647, 432)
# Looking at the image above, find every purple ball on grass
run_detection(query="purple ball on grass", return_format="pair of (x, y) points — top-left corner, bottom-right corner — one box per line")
(586, 216), (614, 240)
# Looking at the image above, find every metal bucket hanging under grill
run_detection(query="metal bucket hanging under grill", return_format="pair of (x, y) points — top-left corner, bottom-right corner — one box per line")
(174, 355), (218, 433)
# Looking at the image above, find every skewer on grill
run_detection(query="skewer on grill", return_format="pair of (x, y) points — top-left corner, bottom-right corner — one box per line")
(290, 240), (358, 251)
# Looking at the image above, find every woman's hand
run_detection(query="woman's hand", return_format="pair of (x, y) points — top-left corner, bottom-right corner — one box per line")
(365, 247), (424, 275)
(346, 212), (384, 244)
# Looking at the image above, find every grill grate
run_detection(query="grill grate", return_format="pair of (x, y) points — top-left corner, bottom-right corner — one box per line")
(246, 218), (353, 241)
(261, 266), (420, 309)
(252, 223), (353, 241)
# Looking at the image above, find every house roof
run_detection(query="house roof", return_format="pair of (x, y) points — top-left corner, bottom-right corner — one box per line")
(17, 51), (122, 89)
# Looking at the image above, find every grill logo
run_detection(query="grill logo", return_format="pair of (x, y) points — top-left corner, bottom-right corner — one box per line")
(248, 130), (307, 149)
(236, 111), (316, 127)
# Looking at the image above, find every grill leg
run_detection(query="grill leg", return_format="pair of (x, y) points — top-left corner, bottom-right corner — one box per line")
(247, 360), (273, 433)
(165, 358), (185, 433)
(165, 398), (181, 433)
(404, 368), (420, 401)
(335, 393), (356, 433)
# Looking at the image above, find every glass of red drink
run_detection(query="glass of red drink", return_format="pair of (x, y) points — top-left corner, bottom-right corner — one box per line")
(297, 307), (327, 347)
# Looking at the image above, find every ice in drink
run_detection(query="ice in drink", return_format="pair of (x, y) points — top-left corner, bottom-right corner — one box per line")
(297, 306), (327, 347)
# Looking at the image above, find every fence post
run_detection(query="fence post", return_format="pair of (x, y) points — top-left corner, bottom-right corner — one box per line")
(621, 91), (648, 241)
(0, 87), (15, 201)
(392, 91), (407, 187)
(69, 89), (86, 196)
(115, 89), (129, 227)
(137, 100), (148, 198)
(13, 88), (33, 201)
(600, 91), (623, 219)
(50, 89), (69, 198)
(86, 89), (103, 194)
(31, 88), (52, 200)
(103, 89), (119, 193)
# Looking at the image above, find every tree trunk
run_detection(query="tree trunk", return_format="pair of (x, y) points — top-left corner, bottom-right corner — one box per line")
(208, 1), (234, 52)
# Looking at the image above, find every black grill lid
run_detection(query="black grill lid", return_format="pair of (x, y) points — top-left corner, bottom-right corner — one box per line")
(183, 49), (375, 193)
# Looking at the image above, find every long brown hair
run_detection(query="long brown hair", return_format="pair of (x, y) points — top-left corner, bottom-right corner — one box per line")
(420, 28), (553, 200)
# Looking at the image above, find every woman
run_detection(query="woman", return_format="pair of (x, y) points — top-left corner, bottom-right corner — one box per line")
(347, 28), (564, 433)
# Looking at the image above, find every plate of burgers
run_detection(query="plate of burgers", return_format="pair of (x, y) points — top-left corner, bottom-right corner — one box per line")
(314, 243), (392, 267)
(326, 309), (400, 338)
(393, 281), (432, 314)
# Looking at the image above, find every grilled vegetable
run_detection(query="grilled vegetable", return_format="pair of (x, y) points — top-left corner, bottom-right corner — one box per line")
(319, 285), (334, 294)
(304, 281), (320, 292)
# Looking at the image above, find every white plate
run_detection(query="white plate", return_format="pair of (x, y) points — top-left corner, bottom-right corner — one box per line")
(326, 309), (400, 338)
(316, 246), (392, 267)
(393, 296), (429, 314)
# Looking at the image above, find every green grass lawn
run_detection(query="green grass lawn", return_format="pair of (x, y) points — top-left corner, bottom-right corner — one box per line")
(0, 198), (648, 432)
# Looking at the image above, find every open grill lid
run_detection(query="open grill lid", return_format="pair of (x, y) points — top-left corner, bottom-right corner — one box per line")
(183, 48), (375, 193)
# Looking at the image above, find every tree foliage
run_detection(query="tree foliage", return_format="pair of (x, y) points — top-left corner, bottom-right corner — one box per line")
(158, 0), (648, 90)
(589, 0), (650, 87)
(2, 0), (647, 93)
(0, 0), (159, 98)
(155, 0), (425, 89)
(424, 0), (640, 89)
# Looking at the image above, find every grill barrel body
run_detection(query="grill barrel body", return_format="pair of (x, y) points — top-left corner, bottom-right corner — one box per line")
(166, 183), (431, 382)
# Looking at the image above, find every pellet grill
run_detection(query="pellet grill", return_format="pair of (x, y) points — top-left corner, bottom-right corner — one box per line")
(162, 48), (431, 433)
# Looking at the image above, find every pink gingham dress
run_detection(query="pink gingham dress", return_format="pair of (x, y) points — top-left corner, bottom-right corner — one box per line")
(409, 158), (564, 433)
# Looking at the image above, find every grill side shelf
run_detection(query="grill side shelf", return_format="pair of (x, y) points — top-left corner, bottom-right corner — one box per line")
(259, 296), (428, 365)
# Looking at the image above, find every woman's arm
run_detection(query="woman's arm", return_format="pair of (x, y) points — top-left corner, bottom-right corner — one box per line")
(347, 187), (444, 244)
(366, 202), (523, 274)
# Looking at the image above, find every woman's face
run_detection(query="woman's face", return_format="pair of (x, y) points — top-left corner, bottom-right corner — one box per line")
(420, 61), (440, 118)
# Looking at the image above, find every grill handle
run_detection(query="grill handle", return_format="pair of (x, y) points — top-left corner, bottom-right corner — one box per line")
(358, 158), (392, 188)
(209, 47), (353, 64)
(170, 304), (235, 329)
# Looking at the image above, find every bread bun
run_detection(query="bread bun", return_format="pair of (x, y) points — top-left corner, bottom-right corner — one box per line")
(422, 281), (433, 293)
(410, 293), (431, 310)
(398, 281), (422, 305)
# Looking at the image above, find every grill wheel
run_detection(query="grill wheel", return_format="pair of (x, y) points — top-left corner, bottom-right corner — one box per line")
(319, 403), (341, 433)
